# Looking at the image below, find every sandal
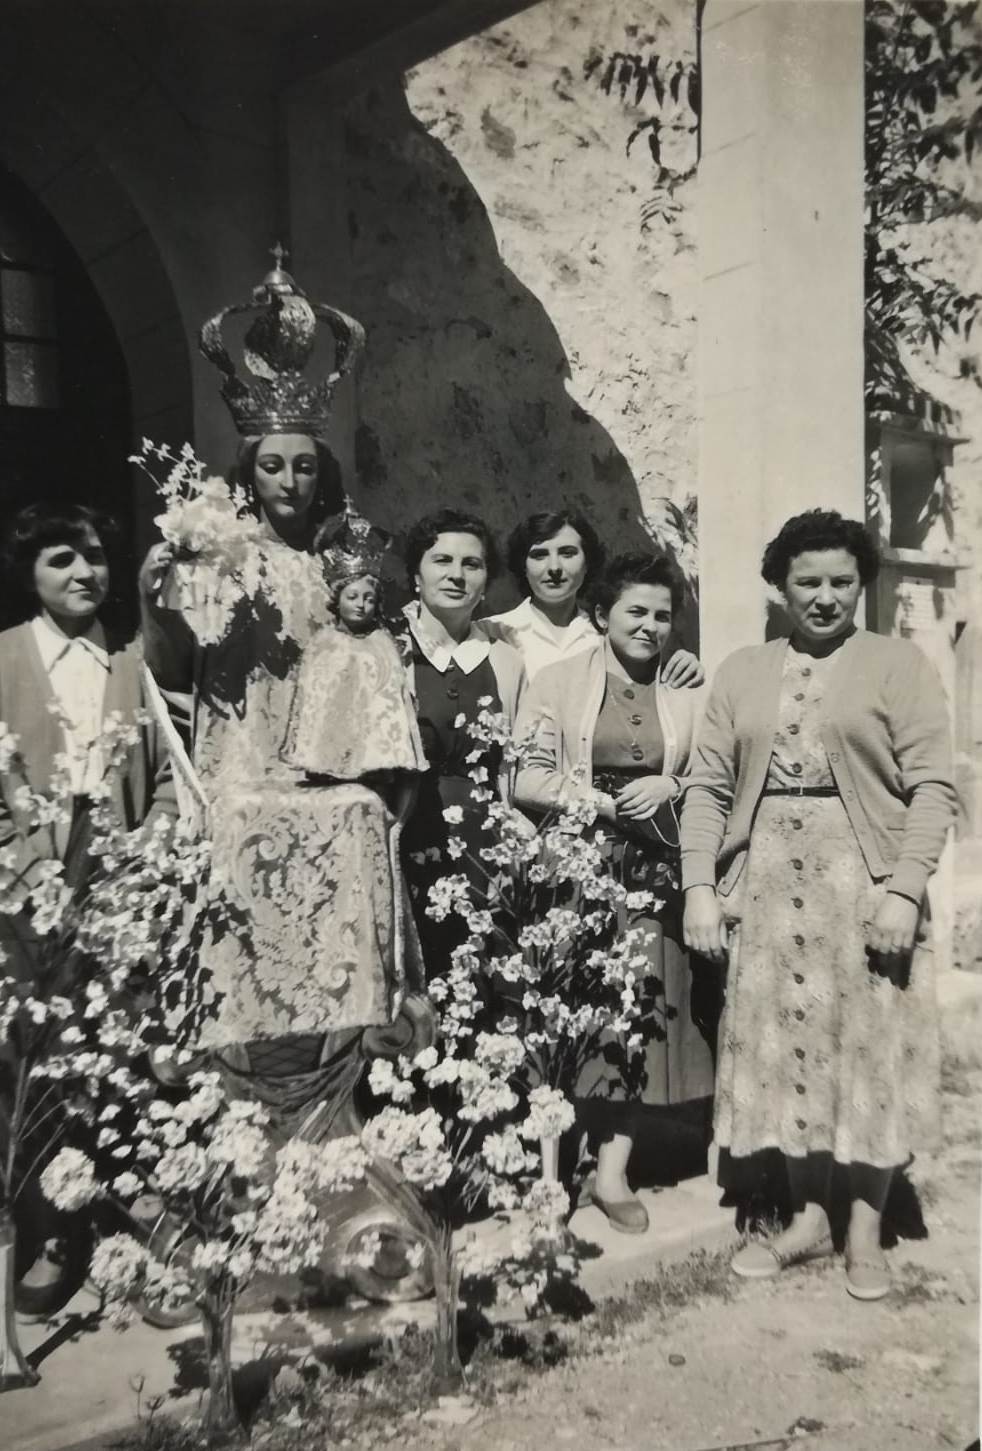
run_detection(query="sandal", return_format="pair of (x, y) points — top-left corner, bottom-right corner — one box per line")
(845, 1253), (891, 1301)
(731, 1230), (835, 1280)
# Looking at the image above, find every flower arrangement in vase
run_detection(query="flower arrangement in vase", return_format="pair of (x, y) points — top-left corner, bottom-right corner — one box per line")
(0, 711), (208, 1390)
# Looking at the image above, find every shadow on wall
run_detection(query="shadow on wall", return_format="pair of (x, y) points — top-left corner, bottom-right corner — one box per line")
(343, 82), (654, 614)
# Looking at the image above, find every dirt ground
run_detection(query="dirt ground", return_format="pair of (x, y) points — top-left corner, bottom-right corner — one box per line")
(381, 1064), (981, 1451)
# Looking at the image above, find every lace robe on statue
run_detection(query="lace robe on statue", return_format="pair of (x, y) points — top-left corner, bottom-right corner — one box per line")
(158, 540), (416, 1050)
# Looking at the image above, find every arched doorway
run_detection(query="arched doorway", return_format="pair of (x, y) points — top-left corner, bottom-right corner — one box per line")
(0, 166), (132, 628)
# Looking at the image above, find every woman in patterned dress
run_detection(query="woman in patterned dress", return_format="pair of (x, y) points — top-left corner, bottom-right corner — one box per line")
(514, 552), (712, 1234)
(682, 510), (956, 1299)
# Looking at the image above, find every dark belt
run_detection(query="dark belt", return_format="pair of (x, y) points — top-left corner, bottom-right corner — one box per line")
(762, 786), (839, 798)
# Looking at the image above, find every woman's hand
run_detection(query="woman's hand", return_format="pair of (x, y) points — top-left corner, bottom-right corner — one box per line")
(867, 892), (920, 958)
(683, 885), (728, 962)
(138, 543), (175, 606)
(615, 774), (678, 821)
(661, 649), (705, 689)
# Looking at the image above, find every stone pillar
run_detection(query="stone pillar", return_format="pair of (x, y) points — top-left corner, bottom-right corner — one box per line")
(697, 0), (865, 675)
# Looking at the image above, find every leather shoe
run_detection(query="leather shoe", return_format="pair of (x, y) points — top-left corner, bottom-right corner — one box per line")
(590, 1189), (649, 1235)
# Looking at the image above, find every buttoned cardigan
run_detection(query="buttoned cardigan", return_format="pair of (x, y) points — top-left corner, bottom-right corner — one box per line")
(679, 630), (956, 905)
(513, 639), (704, 812)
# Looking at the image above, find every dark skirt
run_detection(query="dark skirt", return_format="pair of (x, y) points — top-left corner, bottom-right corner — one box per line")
(578, 776), (716, 1107)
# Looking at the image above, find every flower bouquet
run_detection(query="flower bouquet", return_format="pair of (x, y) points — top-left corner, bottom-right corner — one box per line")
(43, 1079), (367, 1445)
(362, 1035), (575, 1391)
(0, 711), (209, 1389)
(427, 702), (666, 1139)
(131, 439), (266, 645)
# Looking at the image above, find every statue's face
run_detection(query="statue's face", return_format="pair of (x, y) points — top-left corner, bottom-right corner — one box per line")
(252, 433), (319, 526)
(337, 575), (379, 633)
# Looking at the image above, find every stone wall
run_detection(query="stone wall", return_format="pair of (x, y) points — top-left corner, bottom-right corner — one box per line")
(342, 0), (698, 611)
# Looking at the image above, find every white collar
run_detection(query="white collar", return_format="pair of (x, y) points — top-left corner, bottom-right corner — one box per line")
(32, 614), (109, 672)
(486, 595), (595, 643)
(403, 601), (491, 675)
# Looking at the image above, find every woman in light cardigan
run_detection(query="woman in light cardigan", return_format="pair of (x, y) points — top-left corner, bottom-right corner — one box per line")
(682, 510), (956, 1300)
(515, 552), (713, 1234)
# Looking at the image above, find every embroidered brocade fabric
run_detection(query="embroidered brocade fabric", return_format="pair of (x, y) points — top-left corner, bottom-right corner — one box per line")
(164, 541), (407, 1049)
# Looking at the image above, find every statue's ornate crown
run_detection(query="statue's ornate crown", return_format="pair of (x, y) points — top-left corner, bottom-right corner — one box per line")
(199, 246), (366, 437)
(320, 501), (390, 583)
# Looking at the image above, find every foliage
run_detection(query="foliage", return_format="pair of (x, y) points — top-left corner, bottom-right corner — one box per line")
(422, 703), (668, 1102)
(640, 495), (698, 596)
(583, 42), (699, 228)
(42, 1083), (367, 1323)
(0, 712), (207, 1215)
(865, 0), (982, 410)
(586, 4), (982, 417)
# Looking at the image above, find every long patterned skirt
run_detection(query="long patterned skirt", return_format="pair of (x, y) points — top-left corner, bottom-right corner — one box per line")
(715, 795), (940, 1169)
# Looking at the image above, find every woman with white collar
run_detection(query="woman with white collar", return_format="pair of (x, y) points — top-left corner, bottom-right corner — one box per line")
(1, 503), (173, 906)
(482, 509), (704, 688)
(514, 551), (713, 1234)
(400, 507), (522, 980)
(0, 501), (173, 1318)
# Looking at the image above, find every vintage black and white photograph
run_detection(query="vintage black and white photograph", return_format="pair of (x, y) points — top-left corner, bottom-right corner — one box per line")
(0, 1), (979, 1449)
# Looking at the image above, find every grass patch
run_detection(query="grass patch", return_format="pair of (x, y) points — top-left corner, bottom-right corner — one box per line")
(814, 1348), (864, 1374)
(588, 1247), (734, 1341)
(892, 1260), (958, 1310)
(109, 1247), (737, 1451)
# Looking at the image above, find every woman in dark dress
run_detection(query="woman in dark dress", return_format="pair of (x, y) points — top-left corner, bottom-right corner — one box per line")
(400, 509), (523, 980)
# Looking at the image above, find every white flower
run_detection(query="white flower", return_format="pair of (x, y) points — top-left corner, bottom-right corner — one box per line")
(206, 1116), (269, 1178)
(442, 805), (464, 825)
(41, 1148), (99, 1211)
(474, 1032), (524, 1074)
(112, 1172), (143, 1200)
(480, 1126), (537, 1178)
(367, 1056), (414, 1104)
(362, 1106), (453, 1191)
(154, 1142), (209, 1194)
(90, 1234), (146, 1299)
(524, 1179), (570, 1227)
(412, 1045), (439, 1072)
(519, 1087), (576, 1142)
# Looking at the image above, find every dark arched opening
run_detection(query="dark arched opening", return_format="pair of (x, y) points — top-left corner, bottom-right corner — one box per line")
(0, 165), (132, 628)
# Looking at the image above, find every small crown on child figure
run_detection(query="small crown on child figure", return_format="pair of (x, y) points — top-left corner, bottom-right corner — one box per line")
(321, 500), (389, 582)
(199, 246), (366, 437)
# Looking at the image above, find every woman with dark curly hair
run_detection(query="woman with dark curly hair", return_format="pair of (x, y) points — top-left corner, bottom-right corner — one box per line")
(482, 509), (704, 688)
(682, 509), (956, 1299)
(514, 551), (713, 1233)
(400, 508), (523, 979)
(2, 502), (173, 900)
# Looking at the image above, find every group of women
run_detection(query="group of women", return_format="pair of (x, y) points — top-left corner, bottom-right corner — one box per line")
(0, 343), (955, 1311)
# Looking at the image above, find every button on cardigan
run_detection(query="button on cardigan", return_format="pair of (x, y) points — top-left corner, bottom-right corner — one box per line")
(679, 630), (956, 904)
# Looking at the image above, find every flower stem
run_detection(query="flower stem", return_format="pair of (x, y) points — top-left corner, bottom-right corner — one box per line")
(0, 1209), (40, 1391)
